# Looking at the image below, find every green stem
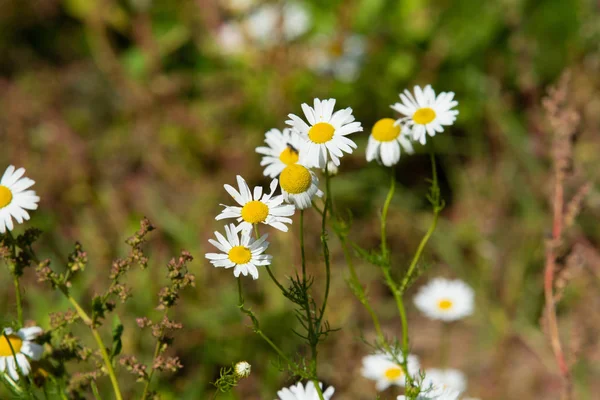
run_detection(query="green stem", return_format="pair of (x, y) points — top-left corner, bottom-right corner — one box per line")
(340, 236), (387, 347)
(13, 275), (23, 327)
(313, 378), (326, 400)
(62, 292), (123, 400)
(237, 278), (292, 365)
(399, 154), (442, 294)
(140, 337), (162, 400)
(319, 174), (332, 319)
(381, 167), (396, 258)
(91, 381), (103, 400)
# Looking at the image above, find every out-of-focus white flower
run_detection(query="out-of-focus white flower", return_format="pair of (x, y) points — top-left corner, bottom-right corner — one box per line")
(286, 98), (362, 168)
(413, 278), (474, 322)
(276, 381), (334, 400)
(397, 387), (460, 400)
(391, 85), (458, 145)
(366, 118), (414, 166)
(0, 327), (44, 381)
(216, 22), (246, 55)
(361, 352), (420, 391)
(308, 34), (366, 82)
(422, 368), (467, 395)
(246, 2), (310, 46)
(234, 361), (251, 378)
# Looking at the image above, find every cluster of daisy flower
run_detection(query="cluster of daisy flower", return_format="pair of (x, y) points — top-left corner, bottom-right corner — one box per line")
(204, 84), (459, 398)
(361, 278), (478, 400)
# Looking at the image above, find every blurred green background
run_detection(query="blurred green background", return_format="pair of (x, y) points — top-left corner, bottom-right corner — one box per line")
(1, 0), (600, 398)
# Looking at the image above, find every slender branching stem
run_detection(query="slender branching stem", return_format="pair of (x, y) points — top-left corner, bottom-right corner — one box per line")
(236, 278), (292, 366)
(61, 291), (123, 400)
(381, 168), (396, 258)
(140, 320), (165, 400)
(13, 274), (23, 327)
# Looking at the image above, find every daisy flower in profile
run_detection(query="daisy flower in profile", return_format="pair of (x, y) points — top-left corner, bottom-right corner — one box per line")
(205, 224), (272, 279)
(413, 278), (474, 322)
(286, 98), (362, 168)
(234, 361), (251, 378)
(366, 118), (414, 166)
(391, 85), (458, 145)
(0, 166), (40, 234)
(423, 368), (466, 394)
(0, 326), (44, 381)
(276, 381), (335, 400)
(278, 164), (323, 210)
(397, 387), (460, 400)
(256, 128), (305, 178)
(361, 352), (420, 391)
(216, 176), (295, 233)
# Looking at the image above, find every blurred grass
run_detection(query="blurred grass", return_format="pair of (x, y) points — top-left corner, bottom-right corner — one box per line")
(1, 0), (600, 398)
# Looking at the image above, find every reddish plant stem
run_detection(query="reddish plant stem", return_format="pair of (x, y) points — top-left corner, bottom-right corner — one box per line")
(544, 172), (572, 399)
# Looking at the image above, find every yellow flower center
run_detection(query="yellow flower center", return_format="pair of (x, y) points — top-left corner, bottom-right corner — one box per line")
(308, 122), (335, 144)
(280, 165), (312, 194)
(279, 146), (299, 165)
(228, 246), (252, 264)
(0, 334), (23, 357)
(384, 367), (404, 380)
(241, 201), (269, 224)
(437, 299), (453, 310)
(372, 118), (401, 142)
(0, 185), (13, 208)
(412, 107), (436, 125)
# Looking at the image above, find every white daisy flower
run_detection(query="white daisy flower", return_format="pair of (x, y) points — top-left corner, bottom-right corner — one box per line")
(256, 128), (306, 178)
(216, 175), (295, 233)
(205, 224), (272, 280)
(234, 361), (251, 378)
(0, 326), (44, 381)
(276, 381), (335, 400)
(278, 164), (323, 210)
(361, 352), (420, 391)
(286, 98), (362, 168)
(391, 85), (459, 145)
(422, 368), (466, 394)
(366, 118), (415, 166)
(413, 278), (474, 322)
(0, 165), (40, 234)
(397, 387), (460, 400)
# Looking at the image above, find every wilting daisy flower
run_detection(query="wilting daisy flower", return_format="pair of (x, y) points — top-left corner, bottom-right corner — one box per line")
(361, 352), (420, 391)
(279, 164), (323, 209)
(234, 361), (251, 378)
(246, 2), (310, 46)
(286, 98), (362, 168)
(413, 278), (474, 322)
(0, 165), (40, 234)
(205, 224), (272, 279)
(216, 176), (295, 233)
(322, 161), (338, 176)
(423, 369), (466, 394)
(256, 128), (305, 178)
(0, 326), (44, 381)
(397, 387), (460, 400)
(391, 85), (458, 145)
(276, 381), (335, 400)
(366, 118), (414, 166)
